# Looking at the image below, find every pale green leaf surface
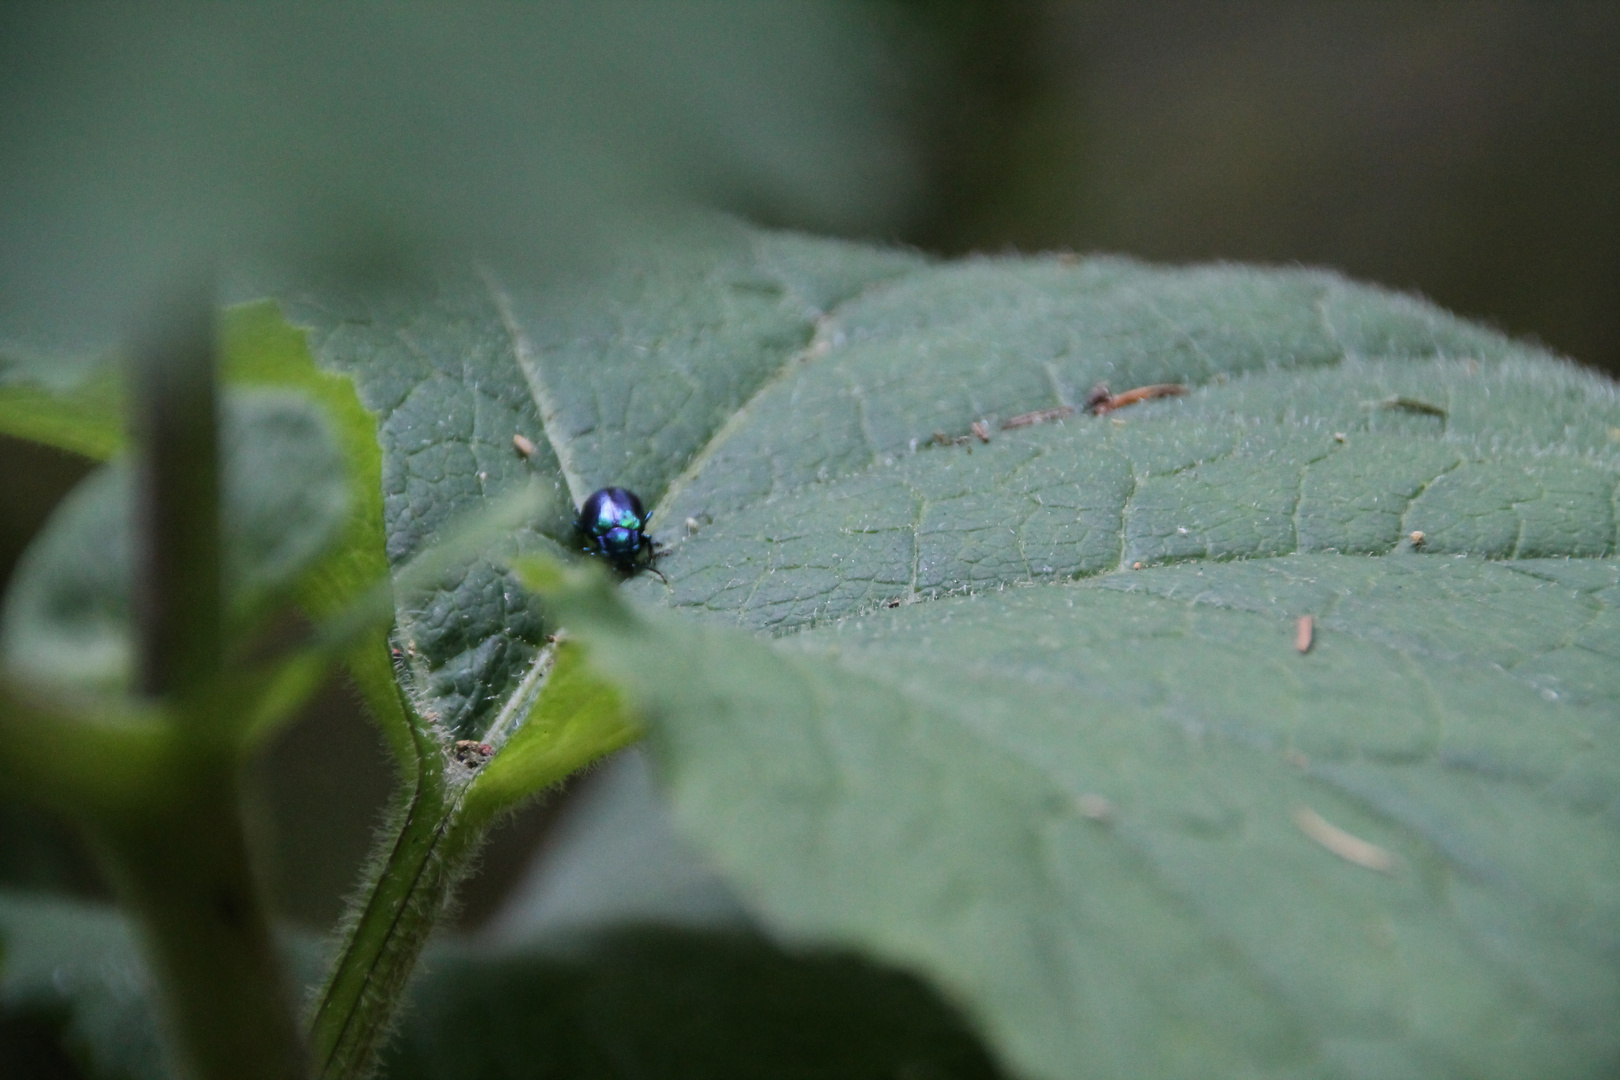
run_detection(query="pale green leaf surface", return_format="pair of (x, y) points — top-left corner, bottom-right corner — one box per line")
(0, 392), (349, 688)
(541, 553), (1620, 1080)
(462, 641), (640, 826)
(272, 227), (1618, 1079)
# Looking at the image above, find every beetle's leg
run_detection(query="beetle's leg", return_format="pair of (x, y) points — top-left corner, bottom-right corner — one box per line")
(639, 536), (670, 585)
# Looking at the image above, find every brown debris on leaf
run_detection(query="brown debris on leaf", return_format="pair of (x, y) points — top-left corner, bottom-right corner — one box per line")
(1002, 405), (1075, 430)
(451, 740), (495, 769)
(1088, 383), (1188, 415)
(1374, 395), (1447, 418)
(933, 424), (990, 448)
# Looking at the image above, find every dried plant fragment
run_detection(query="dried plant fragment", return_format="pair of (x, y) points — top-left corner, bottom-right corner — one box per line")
(1294, 807), (1398, 873)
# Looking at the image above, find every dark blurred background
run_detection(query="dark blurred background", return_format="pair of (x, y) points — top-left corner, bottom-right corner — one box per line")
(3, 0), (1617, 930)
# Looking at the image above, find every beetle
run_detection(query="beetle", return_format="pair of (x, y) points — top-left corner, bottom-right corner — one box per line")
(576, 486), (666, 581)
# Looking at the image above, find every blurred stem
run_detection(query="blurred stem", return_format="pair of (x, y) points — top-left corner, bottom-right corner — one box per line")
(104, 295), (308, 1080)
(96, 733), (308, 1080)
(308, 679), (485, 1080)
(130, 287), (222, 701)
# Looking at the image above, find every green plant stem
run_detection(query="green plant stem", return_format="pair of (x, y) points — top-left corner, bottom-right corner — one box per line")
(96, 740), (308, 1080)
(109, 291), (310, 1080)
(307, 684), (484, 1080)
(129, 287), (222, 700)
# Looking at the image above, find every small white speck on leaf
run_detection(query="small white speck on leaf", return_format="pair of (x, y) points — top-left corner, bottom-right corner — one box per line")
(1076, 794), (1114, 822)
(1294, 807), (1398, 874)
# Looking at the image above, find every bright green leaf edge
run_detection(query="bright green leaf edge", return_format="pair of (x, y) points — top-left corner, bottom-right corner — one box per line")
(462, 639), (640, 827)
(0, 365), (122, 459)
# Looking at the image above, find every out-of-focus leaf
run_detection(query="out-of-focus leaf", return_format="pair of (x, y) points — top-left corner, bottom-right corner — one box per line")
(219, 302), (408, 763)
(222, 304), (386, 622)
(0, 2), (922, 362)
(0, 305), (408, 757)
(531, 552), (1620, 1080)
(385, 926), (1005, 1080)
(0, 392), (348, 690)
(0, 891), (1003, 1080)
(0, 891), (329, 1080)
(0, 891), (166, 1080)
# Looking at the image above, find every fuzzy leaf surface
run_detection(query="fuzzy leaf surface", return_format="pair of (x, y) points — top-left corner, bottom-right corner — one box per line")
(276, 219), (924, 742)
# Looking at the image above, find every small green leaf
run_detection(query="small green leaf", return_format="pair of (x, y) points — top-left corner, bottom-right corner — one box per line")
(1, 391), (349, 692)
(0, 360), (122, 459)
(0, 306), (410, 760)
(219, 301), (409, 764)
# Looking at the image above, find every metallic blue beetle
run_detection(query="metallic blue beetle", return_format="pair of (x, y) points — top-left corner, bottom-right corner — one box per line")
(577, 486), (663, 579)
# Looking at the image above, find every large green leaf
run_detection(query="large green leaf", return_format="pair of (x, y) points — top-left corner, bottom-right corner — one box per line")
(534, 555), (1619, 1080)
(289, 225), (1618, 1080)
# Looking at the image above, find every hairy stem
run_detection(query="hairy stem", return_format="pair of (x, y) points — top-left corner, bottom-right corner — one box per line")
(307, 682), (485, 1080)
